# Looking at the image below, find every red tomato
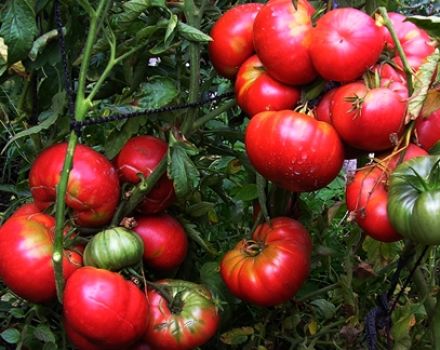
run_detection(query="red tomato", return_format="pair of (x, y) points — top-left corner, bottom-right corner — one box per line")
(253, 0), (317, 85)
(382, 12), (435, 72)
(208, 3), (263, 79)
(373, 62), (409, 101)
(144, 279), (220, 350)
(331, 82), (406, 151)
(415, 108), (440, 151)
(115, 136), (175, 214)
(9, 202), (41, 218)
(314, 88), (337, 124)
(0, 212), (82, 303)
(64, 267), (148, 350)
(235, 55), (301, 117)
(346, 144), (427, 242)
(220, 217), (312, 306)
(245, 110), (344, 192)
(133, 215), (188, 271)
(310, 8), (384, 82)
(29, 143), (120, 227)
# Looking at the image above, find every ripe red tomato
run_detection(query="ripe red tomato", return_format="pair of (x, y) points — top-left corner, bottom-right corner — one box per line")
(143, 279), (220, 350)
(373, 62), (409, 101)
(29, 143), (120, 227)
(331, 82), (406, 151)
(415, 108), (440, 151)
(0, 212), (82, 303)
(64, 267), (148, 350)
(382, 12), (435, 72)
(245, 110), (344, 192)
(115, 135), (175, 214)
(9, 202), (41, 218)
(208, 3), (263, 79)
(220, 217), (312, 306)
(346, 144), (427, 242)
(133, 215), (188, 271)
(314, 88), (337, 124)
(310, 8), (384, 82)
(253, 0), (317, 85)
(235, 55), (301, 117)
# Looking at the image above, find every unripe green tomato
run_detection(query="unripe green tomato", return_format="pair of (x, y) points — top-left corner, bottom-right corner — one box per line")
(83, 227), (144, 271)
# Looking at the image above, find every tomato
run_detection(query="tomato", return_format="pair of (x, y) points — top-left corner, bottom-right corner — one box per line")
(382, 12), (435, 72)
(346, 144), (427, 242)
(220, 217), (311, 306)
(115, 135), (175, 214)
(143, 279), (220, 350)
(388, 155), (440, 244)
(310, 8), (384, 82)
(245, 110), (344, 192)
(9, 202), (41, 218)
(415, 108), (440, 151)
(253, 0), (317, 85)
(64, 266), (148, 350)
(235, 55), (301, 117)
(133, 215), (188, 272)
(29, 143), (120, 227)
(314, 88), (337, 124)
(373, 62), (408, 101)
(0, 212), (82, 303)
(208, 3), (263, 79)
(331, 82), (406, 151)
(83, 227), (144, 271)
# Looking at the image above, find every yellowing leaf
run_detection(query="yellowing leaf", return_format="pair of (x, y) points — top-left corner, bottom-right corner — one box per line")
(0, 37), (7, 61)
(307, 319), (318, 335)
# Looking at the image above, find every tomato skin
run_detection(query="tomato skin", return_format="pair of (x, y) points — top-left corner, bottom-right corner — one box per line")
(115, 136), (175, 214)
(346, 144), (427, 242)
(331, 82), (406, 151)
(253, 0), (317, 85)
(235, 55), (300, 117)
(144, 279), (220, 350)
(29, 143), (120, 227)
(245, 110), (344, 192)
(132, 215), (188, 271)
(208, 3), (263, 79)
(83, 227), (144, 271)
(388, 155), (440, 244)
(9, 202), (41, 218)
(415, 108), (440, 151)
(315, 88), (337, 124)
(0, 213), (82, 303)
(64, 267), (148, 350)
(220, 217), (311, 306)
(310, 8), (384, 82)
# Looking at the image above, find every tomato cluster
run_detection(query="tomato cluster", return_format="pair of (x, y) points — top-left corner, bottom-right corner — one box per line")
(209, 1), (438, 246)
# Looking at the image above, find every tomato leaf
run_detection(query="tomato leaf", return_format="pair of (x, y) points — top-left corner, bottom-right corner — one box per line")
(231, 183), (258, 201)
(178, 217), (219, 256)
(177, 22), (213, 43)
(29, 28), (64, 62)
(112, 0), (166, 29)
(362, 236), (402, 270)
(0, 0), (38, 64)
(169, 143), (200, 199)
(34, 324), (56, 343)
(0, 328), (20, 344)
(186, 201), (215, 217)
(220, 327), (254, 345)
(407, 15), (440, 39)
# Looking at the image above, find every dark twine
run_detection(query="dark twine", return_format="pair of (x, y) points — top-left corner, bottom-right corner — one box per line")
(365, 245), (429, 350)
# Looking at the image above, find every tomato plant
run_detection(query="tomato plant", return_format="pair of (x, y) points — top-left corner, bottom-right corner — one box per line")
(144, 280), (220, 350)
(220, 217), (312, 306)
(245, 110), (344, 192)
(235, 55), (301, 117)
(63, 267), (148, 350)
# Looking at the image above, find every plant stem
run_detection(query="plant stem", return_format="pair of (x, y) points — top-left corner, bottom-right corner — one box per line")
(190, 99), (236, 132)
(431, 290), (440, 350)
(412, 266), (436, 317)
(378, 7), (414, 95)
(296, 283), (338, 302)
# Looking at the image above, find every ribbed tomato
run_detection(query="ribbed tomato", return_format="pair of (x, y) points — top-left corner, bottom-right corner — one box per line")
(253, 0), (316, 85)
(64, 267), (148, 350)
(310, 8), (384, 82)
(208, 3), (263, 79)
(245, 110), (344, 192)
(29, 143), (120, 227)
(415, 108), (440, 151)
(0, 212), (82, 303)
(115, 135), (175, 214)
(235, 55), (300, 117)
(220, 217), (312, 306)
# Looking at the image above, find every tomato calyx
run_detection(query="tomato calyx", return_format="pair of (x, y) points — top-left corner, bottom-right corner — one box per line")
(242, 240), (266, 257)
(146, 281), (184, 314)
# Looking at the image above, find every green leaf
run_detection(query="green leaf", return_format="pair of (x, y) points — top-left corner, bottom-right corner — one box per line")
(0, 0), (38, 63)
(362, 236), (402, 270)
(169, 143), (200, 199)
(220, 327), (254, 345)
(165, 14), (178, 45)
(1, 92), (66, 154)
(310, 299), (336, 319)
(408, 49), (440, 121)
(177, 22), (212, 43)
(186, 201), (215, 217)
(29, 28), (64, 61)
(407, 15), (440, 39)
(135, 76), (179, 109)
(232, 183), (258, 201)
(178, 217), (219, 256)
(33, 325), (56, 343)
(0, 328), (20, 344)
(42, 343), (58, 350)
(112, 0), (166, 29)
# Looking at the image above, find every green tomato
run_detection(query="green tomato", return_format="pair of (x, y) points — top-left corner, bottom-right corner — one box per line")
(388, 155), (440, 244)
(83, 227), (144, 271)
